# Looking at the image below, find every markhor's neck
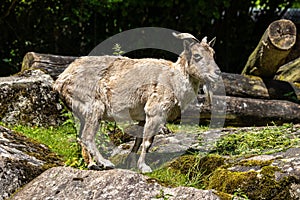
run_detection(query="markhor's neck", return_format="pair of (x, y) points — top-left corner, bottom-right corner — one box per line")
(174, 54), (201, 94)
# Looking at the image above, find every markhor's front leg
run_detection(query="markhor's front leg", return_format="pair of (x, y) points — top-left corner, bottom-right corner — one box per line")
(137, 95), (167, 173)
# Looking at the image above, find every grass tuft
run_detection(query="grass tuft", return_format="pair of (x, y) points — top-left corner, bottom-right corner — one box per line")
(215, 123), (300, 156)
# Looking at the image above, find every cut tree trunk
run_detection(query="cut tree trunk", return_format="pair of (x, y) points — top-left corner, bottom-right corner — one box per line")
(193, 95), (300, 127)
(286, 23), (300, 62)
(274, 56), (300, 84)
(242, 19), (296, 78)
(21, 52), (77, 80)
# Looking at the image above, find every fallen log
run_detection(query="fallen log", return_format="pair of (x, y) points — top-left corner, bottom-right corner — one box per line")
(21, 52), (77, 80)
(193, 95), (300, 127)
(242, 19), (296, 78)
(222, 73), (300, 101)
(274, 56), (300, 84)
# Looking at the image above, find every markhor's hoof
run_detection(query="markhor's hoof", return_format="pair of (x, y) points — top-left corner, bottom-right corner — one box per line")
(87, 163), (103, 171)
(87, 162), (115, 171)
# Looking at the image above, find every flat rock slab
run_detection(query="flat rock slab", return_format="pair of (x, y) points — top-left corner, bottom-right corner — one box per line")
(11, 166), (220, 200)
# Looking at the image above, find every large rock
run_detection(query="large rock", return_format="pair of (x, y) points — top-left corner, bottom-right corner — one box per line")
(0, 69), (64, 126)
(0, 125), (63, 200)
(11, 166), (220, 200)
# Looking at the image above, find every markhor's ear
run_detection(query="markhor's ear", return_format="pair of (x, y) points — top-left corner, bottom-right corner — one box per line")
(183, 40), (191, 52)
(208, 37), (216, 47)
(183, 40), (192, 64)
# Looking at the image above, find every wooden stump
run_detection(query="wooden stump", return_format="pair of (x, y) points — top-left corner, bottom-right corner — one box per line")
(242, 19), (296, 78)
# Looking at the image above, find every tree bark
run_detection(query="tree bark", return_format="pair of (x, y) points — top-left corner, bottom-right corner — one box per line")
(194, 95), (300, 127)
(221, 73), (300, 102)
(286, 23), (300, 62)
(21, 52), (77, 80)
(274, 56), (300, 84)
(242, 19), (296, 78)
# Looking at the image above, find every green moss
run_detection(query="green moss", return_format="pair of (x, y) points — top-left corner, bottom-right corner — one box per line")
(214, 191), (232, 200)
(208, 169), (257, 194)
(208, 165), (296, 199)
(238, 159), (273, 167)
(109, 153), (128, 167)
(169, 154), (225, 175)
(102, 122), (132, 146)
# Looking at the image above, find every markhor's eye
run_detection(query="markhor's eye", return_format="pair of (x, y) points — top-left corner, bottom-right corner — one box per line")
(194, 54), (202, 62)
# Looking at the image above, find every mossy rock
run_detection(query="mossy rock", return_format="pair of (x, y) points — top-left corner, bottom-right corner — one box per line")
(0, 69), (64, 127)
(170, 154), (225, 175)
(208, 165), (297, 199)
(168, 154), (225, 188)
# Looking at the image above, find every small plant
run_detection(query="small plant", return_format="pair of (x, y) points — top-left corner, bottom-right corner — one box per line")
(112, 43), (125, 56)
(232, 188), (249, 200)
(155, 189), (173, 200)
(283, 91), (299, 103)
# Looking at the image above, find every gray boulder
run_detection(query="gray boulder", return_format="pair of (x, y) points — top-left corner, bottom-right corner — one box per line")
(11, 166), (220, 200)
(0, 125), (62, 200)
(0, 69), (64, 126)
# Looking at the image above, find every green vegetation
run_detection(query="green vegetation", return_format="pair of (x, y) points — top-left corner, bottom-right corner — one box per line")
(112, 43), (125, 56)
(215, 123), (300, 156)
(154, 189), (174, 200)
(1, 122), (86, 169)
(146, 153), (225, 189)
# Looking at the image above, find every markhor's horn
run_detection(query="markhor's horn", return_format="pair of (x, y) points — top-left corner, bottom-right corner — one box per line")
(172, 32), (200, 42)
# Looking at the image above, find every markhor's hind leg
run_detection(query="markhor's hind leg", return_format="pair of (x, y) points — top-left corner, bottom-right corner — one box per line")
(79, 103), (114, 170)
